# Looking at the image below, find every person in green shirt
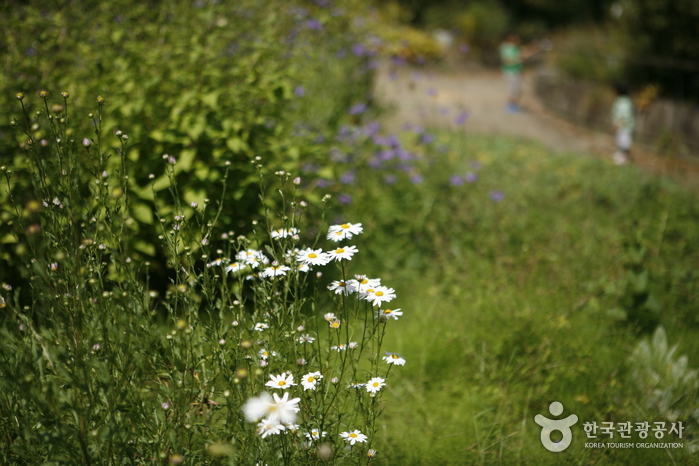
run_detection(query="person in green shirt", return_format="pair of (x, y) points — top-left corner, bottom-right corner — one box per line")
(611, 83), (635, 165)
(499, 32), (525, 113)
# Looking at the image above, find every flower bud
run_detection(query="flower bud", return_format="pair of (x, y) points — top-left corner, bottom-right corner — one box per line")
(38, 90), (49, 99)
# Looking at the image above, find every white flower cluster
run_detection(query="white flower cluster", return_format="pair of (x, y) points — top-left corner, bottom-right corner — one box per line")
(238, 221), (406, 449)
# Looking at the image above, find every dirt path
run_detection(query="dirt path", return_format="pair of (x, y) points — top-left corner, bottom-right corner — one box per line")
(374, 61), (699, 191)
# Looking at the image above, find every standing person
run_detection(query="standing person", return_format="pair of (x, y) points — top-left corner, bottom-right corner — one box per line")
(499, 32), (524, 113)
(611, 83), (635, 165)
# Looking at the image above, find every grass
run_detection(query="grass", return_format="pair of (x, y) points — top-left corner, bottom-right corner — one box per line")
(338, 133), (699, 464)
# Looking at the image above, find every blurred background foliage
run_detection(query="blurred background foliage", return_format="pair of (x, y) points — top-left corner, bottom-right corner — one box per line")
(0, 0), (376, 292)
(376, 0), (699, 103)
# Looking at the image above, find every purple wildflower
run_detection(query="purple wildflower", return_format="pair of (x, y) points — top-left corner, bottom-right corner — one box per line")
(465, 172), (477, 183)
(410, 173), (424, 184)
(340, 171), (356, 184)
(294, 86), (305, 97)
(420, 133), (435, 144)
(490, 190), (505, 202)
(450, 175), (464, 186)
(383, 174), (398, 185)
(455, 111), (468, 125)
(352, 43), (366, 56)
(349, 102), (367, 115)
(338, 193), (352, 205)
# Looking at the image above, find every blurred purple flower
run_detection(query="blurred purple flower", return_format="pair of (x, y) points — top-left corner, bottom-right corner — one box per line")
(363, 121), (381, 136)
(306, 18), (323, 30)
(410, 173), (424, 184)
(338, 193), (352, 205)
(427, 87), (437, 97)
(340, 171), (356, 184)
(330, 148), (349, 163)
(398, 149), (414, 161)
(412, 125), (424, 135)
(294, 86), (305, 97)
(368, 157), (382, 168)
(450, 175), (464, 186)
(459, 43), (471, 54)
(317, 178), (331, 188)
(456, 111), (468, 125)
(349, 102), (367, 115)
(490, 190), (505, 202)
(439, 106), (450, 115)
(392, 56), (407, 66)
(389, 71), (398, 81)
(367, 59), (379, 70)
(466, 172), (477, 183)
(420, 133), (435, 144)
(411, 71), (422, 81)
(352, 43), (366, 56)
(378, 149), (395, 161)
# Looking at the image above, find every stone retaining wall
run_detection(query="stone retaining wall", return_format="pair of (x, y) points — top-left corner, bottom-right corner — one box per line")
(535, 70), (699, 156)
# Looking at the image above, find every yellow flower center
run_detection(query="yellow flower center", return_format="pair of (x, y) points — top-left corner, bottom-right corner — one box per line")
(331, 321), (340, 328)
(350, 433), (358, 438)
(336, 248), (345, 254)
(278, 381), (286, 386)
(341, 223), (350, 229)
(360, 278), (368, 284)
(383, 309), (392, 314)
(373, 382), (380, 387)
(308, 253), (317, 259)
(308, 376), (315, 382)
(392, 354), (399, 359)
(375, 291), (384, 297)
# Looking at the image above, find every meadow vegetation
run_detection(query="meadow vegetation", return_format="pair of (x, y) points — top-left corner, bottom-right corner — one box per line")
(1, 0), (698, 464)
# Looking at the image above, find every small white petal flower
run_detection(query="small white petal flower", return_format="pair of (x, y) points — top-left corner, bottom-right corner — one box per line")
(366, 377), (386, 394)
(327, 245), (358, 262)
(330, 344), (347, 352)
(298, 334), (315, 344)
(328, 318), (341, 329)
(365, 286), (396, 307)
(297, 263), (310, 273)
(327, 280), (357, 295)
(225, 262), (246, 273)
(268, 392), (301, 424)
(352, 275), (381, 293)
(265, 373), (297, 390)
(206, 258), (228, 267)
(383, 352), (406, 365)
(257, 418), (285, 438)
(261, 265), (291, 278)
(301, 371), (323, 390)
(254, 322), (269, 331)
(347, 382), (365, 389)
(375, 308), (403, 320)
(271, 227), (300, 239)
(323, 312), (336, 322)
(304, 429), (328, 440)
(258, 348), (277, 360)
(327, 223), (364, 242)
(340, 429), (368, 445)
(242, 392), (273, 422)
(297, 248), (331, 266)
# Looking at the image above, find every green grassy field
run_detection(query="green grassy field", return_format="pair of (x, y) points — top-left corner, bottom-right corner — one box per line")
(339, 133), (699, 464)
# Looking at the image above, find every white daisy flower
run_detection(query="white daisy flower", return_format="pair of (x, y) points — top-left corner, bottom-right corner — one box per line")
(206, 258), (228, 267)
(383, 352), (406, 365)
(265, 373), (297, 390)
(297, 263), (310, 273)
(351, 275), (381, 293)
(347, 382), (365, 389)
(296, 248), (331, 266)
(327, 245), (358, 262)
(261, 265), (291, 278)
(329, 319), (341, 329)
(330, 344), (347, 352)
(323, 312), (336, 322)
(242, 392), (273, 422)
(268, 392), (301, 424)
(348, 341), (359, 349)
(366, 377), (386, 394)
(298, 334), (315, 344)
(340, 429), (368, 445)
(327, 223), (363, 242)
(225, 262), (246, 273)
(376, 308), (403, 320)
(301, 371), (323, 390)
(254, 322), (269, 331)
(284, 422), (301, 432)
(304, 429), (328, 440)
(328, 280), (357, 295)
(258, 348), (277, 360)
(257, 418), (285, 438)
(365, 286), (396, 307)
(271, 227), (299, 239)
